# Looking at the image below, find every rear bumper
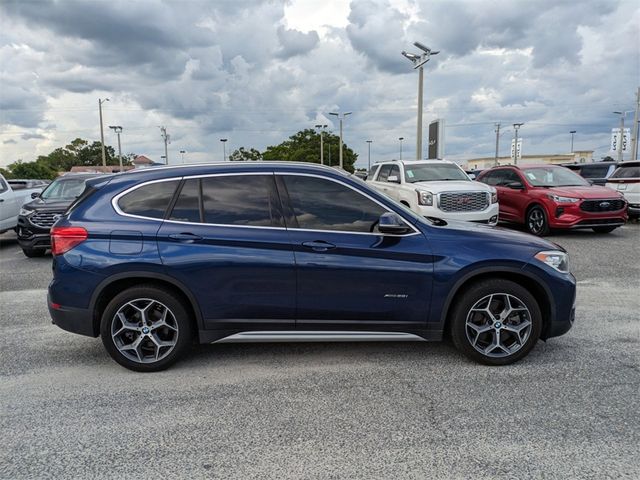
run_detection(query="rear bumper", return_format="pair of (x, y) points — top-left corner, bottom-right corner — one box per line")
(48, 295), (97, 337)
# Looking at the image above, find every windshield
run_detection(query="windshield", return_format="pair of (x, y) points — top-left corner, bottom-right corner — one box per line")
(404, 163), (470, 183)
(522, 167), (589, 187)
(40, 177), (89, 201)
(610, 163), (640, 179)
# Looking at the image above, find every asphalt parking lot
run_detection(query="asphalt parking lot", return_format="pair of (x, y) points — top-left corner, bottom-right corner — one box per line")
(1, 225), (638, 479)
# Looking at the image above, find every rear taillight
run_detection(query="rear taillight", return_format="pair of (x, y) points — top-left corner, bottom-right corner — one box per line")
(51, 226), (88, 256)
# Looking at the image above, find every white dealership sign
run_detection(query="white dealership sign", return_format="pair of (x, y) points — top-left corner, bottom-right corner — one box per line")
(510, 139), (522, 161)
(610, 128), (630, 152)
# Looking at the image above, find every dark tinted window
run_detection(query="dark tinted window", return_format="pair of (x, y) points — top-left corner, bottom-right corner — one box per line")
(368, 165), (380, 179)
(283, 175), (386, 232)
(580, 164), (611, 178)
(387, 165), (400, 182)
(501, 170), (523, 185)
(376, 164), (392, 181)
(170, 179), (201, 223)
(0, 178), (7, 193)
(201, 175), (282, 227)
(119, 180), (179, 219)
(610, 163), (640, 179)
(8, 181), (27, 190)
(479, 170), (502, 186)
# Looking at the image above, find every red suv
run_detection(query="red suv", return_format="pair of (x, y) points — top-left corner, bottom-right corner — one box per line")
(477, 164), (627, 236)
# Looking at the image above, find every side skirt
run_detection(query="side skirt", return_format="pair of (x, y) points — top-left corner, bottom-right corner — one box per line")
(206, 330), (436, 344)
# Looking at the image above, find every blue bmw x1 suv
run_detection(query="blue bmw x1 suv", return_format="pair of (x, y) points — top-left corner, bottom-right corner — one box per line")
(48, 162), (576, 371)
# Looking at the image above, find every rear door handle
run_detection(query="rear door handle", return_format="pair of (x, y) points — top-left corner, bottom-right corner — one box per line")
(168, 232), (203, 243)
(302, 240), (336, 252)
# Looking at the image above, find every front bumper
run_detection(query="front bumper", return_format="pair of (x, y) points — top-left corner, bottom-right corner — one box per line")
(417, 202), (499, 225)
(547, 203), (627, 229)
(17, 215), (51, 250)
(48, 294), (97, 337)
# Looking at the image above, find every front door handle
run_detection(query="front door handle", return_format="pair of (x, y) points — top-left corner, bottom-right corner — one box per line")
(302, 240), (336, 252)
(168, 232), (203, 243)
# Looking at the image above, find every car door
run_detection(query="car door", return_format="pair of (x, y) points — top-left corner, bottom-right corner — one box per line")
(497, 169), (530, 222)
(276, 173), (434, 332)
(384, 164), (402, 201)
(157, 173), (296, 331)
(0, 177), (18, 231)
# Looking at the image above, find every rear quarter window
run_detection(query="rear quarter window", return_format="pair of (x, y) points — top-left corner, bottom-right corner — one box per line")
(118, 180), (180, 219)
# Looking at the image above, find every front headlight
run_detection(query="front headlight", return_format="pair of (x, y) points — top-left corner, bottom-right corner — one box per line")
(547, 194), (579, 203)
(416, 190), (433, 206)
(534, 250), (570, 273)
(490, 190), (498, 204)
(19, 207), (34, 216)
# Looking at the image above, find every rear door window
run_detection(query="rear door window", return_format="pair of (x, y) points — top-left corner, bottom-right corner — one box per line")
(118, 180), (180, 219)
(170, 179), (201, 223)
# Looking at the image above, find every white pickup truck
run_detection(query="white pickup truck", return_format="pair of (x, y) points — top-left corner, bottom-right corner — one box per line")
(0, 174), (46, 234)
(367, 160), (499, 225)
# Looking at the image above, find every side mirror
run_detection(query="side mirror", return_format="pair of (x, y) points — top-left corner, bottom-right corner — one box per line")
(31, 192), (40, 199)
(468, 173), (476, 180)
(505, 181), (524, 190)
(378, 212), (411, 234)
(587, 179), (595, 185)
(387, 175), (400, 184)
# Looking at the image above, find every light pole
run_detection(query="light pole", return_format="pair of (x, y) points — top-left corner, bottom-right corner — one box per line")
(329, 112), (351, 169)
(494, 123), (501, 166)
(569, 130), (576, 153)
(399, 137), (404, 160)
(98, 98), (109, 167)
(315, 124), (327, 165)
(220, 138), (228, 161)
(159, 126), (169, 165)
(613, 111), (631, 161)
(366, 140), (372, 171)
(180, 150), (186, 164)
(402, 42), (439, 160)
(108, 125), (123, 171)
(512, 123), (524, 164)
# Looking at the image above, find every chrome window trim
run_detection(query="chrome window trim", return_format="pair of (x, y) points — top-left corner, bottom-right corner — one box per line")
(111, 171), (421, 237)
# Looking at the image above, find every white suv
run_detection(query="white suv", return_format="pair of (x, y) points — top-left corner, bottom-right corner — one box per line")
(367, 160), (499, 224)
(606, 161), (640, 219)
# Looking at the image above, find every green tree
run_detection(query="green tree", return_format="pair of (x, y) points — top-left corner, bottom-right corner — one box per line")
(6, 160), (57, 180)
(229, 147), (263, 161)
(262, 129), (358, 172)
(0, 167), (13, 179)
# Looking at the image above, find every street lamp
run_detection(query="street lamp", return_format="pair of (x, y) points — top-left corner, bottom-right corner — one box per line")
(512, 123), (524, 164)
(328, 112), (352, 169)
(569, 130), (576, 153)
(315, 124), (327, 165)
(98, 98), (110, 167)
(108, 125), (123, 171)
(220, 138), (228, 162)
(179, 150), (186, 164)
(399, 137), (404, 160)
(366, 140), (372, 171)
(402, 42), (439, 160)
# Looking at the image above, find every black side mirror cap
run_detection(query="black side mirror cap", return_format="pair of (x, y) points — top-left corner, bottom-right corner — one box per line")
(506, 182), (524, 190)
(378, 212), (411, 234)
(31, 192), (40, 199)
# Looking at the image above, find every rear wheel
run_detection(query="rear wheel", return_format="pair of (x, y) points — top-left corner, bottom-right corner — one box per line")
(592, 226), (617, 233)
(22, 248), (46, 258)
(526, 206), (549, 236)
(450, 279), (543, 365)
(100, 285), (193, 372)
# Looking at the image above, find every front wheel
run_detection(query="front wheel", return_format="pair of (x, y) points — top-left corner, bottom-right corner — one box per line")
(100, 285), (193, 372)
(450, 279), (543, 365)
(526, 206), (549, 236)
(592, 226), (617, 233)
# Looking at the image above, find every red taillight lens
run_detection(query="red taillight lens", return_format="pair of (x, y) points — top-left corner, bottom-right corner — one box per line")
(51, 226), (88, 256)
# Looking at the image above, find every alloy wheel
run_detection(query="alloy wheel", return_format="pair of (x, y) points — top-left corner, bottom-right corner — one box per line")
(111, 298), (179, 363)
(528, 209), (545, 235)
(465, 293), (533, 358)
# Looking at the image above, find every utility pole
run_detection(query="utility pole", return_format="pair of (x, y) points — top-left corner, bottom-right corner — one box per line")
(159, 126), (169, 165)
(220, 138), (228, 161)
(512, 123), (524, 165)
(494, 123), (501, 166)
(109, 125), (123, 171)
(329, 112), (351, 169)
(630, 87), (640, 161)
(570, 130), (576, 153)
(98, 98), (109, 167)
(366, 140), (372, 171)
(315, 124), (327, 165)
(399, 137), (404, 160)
(402, 42), (439, 160)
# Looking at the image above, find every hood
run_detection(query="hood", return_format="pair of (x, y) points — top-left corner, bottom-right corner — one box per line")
(411, 180), (491, 194)
(23, 196), (74, 211)
(546, 185), (624, 200)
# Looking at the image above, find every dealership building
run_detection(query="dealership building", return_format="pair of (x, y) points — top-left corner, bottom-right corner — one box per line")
(463, 150), (594, 170)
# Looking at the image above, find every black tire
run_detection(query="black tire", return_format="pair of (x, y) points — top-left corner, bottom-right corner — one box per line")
(100, 285), (193, 372)
(450, 279), (543, 366)
(525, 205), (550, 236)
(22, 248), (46, 258)
(592, 226), (617, 233)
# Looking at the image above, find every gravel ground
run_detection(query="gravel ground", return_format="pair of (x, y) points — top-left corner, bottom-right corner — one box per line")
(0, 225), (638, 479)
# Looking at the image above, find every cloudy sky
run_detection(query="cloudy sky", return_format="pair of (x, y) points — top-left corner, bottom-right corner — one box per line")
(0, 0), (638, 168)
